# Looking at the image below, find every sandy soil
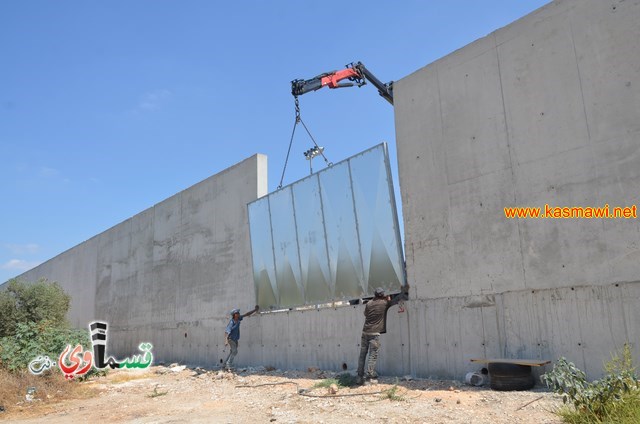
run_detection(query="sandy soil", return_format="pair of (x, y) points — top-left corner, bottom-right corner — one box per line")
(3, 365), (564, 423)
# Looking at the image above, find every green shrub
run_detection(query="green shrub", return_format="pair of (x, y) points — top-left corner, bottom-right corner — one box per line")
(542, 344), (640, 423)
(0, 279), (70, 338)
(0, 320), (89, 372)
(0, 278), (98, 376)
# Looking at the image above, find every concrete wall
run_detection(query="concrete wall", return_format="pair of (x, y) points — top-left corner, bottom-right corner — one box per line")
(17, 238), (99, 329)
(394, 0), (640, 378)
(16, 154), (268, 367)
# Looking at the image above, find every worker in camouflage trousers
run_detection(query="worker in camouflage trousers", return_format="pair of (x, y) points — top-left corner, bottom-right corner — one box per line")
(356, 285), (409, 385)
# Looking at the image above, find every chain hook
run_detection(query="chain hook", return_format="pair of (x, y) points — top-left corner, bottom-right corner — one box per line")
(278, 95), (331, 189)
(277, 96), (301, 190)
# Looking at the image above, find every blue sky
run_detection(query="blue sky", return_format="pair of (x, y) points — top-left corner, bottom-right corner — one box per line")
(0, 0), (549, 283)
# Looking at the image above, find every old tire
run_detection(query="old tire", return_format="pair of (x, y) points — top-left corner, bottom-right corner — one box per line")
(488, 363), (531, 377)
(488, 363), (535, 391)
(490, 373), (535, 391)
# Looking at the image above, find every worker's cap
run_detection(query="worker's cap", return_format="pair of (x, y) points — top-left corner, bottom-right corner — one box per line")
(374, 287), (385, 296)
(230, 308), (240, 316)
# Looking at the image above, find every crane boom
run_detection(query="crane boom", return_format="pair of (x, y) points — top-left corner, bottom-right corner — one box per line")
(291, 62), (394, 105)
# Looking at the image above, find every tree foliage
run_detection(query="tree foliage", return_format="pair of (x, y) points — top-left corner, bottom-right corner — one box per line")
(0, 278), (82, 372)
(0, 320), (89, 372)
(0, 278), (70, 338)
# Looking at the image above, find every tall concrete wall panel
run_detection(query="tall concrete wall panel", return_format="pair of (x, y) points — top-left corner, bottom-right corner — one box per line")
(100, 154), (267, 361)
(15, 154), (267, 365)
(395, 0), (640, 378)
(18, 238), (98, 328)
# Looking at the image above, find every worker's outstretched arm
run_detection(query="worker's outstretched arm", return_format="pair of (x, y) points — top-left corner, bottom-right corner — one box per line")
(242, 305), (260, 318)
(389, 284), (410, 306)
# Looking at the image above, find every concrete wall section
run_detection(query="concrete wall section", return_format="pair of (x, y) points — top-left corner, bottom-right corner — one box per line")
(394, 0), (640, 378)
(222, 280), (639, 381)
(99, 154), (267, 362)
(239, 304), (411, 376)
(16, 154), (267, 365)
(19, 237), (99, 328)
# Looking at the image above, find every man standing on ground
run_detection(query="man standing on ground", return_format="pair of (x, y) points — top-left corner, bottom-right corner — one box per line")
(357, 285), (409, 385)
(224, 305), (259, 371)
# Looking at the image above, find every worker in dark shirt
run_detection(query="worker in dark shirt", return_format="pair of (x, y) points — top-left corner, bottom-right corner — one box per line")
(356, 285), (409, 385)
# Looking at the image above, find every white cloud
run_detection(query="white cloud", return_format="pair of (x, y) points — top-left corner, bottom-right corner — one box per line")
(1, 259), (41, 271)
(5, 243), (40, 254)
(37, 166), (70, 183)
(39, 167), (60, 178)
(133, 89), (172, 113)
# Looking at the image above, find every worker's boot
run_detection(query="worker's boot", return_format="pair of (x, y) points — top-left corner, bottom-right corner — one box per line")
(364, 375), (378, 385)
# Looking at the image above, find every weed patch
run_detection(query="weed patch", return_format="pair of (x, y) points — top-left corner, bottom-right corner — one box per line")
(542, 344), (640, 423)
(382, 385), (405, 402)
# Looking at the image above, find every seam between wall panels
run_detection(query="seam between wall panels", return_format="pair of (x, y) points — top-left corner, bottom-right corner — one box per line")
(494, 32), (528, 290)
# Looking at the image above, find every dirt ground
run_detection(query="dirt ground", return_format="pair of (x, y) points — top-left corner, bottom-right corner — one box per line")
(3, 365), (564, 423)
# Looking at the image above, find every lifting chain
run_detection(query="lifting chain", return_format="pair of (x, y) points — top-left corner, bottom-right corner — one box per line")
(277, 97), (332, 190)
